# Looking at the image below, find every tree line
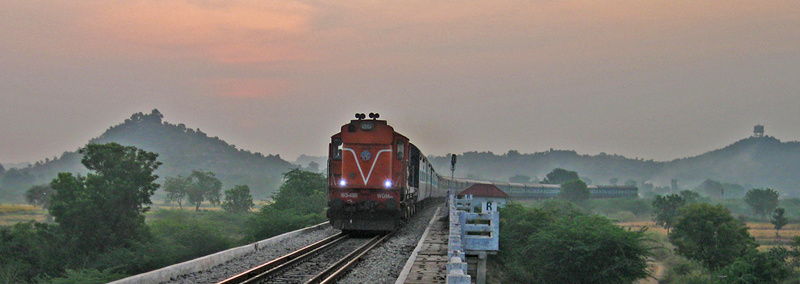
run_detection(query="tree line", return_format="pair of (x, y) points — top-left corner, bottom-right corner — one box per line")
(1, 142), (324, 283)
(651, 187), (799, 282)
(497, 167), (800, 282)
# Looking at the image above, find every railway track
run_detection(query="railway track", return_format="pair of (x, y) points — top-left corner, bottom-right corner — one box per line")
(217, 232), (392, 284)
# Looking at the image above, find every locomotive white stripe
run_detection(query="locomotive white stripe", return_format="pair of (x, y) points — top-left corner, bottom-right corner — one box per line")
(342, 148), (392, 185)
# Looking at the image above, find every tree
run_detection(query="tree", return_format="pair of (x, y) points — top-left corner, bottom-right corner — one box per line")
(698, 179), (725, 198)
(163, 175), (190, 209)
(49, 142), (161, 253)
(24, 184), (54, 209)
(669, 203), (756, 270)
(270, 169), (326, 212)
(771, 207), (789, 238)
(0, 168), (35, 196)
(744, 188), (779, 220)
(652, 194), (685, 235)
(678, 190), (700, 204)
(542, 168), (579, 184)
(308, 161), (320, 173)
(509, 174), (531, 183)
(186, 170), (222, 211)
(716, 249), (793, 283)
(558, 179), (589, 203)
(222, 185), (254, 213)
(246, 169), (327, 240)
(499, 203), (651, 283)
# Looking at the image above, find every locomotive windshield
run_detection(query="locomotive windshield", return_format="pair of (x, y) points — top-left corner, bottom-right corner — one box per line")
(396, 139), (405, 160)
(332, 138), (342, 160)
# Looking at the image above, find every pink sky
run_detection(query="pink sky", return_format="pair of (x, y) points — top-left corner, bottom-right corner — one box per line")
(2, 0), (799, 164)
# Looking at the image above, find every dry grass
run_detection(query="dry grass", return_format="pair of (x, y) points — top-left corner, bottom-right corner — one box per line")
(618, 221), (669, 236)
(0, 204), (37, 213)
(617, 221), (800, 246)
(747, 222), (800, 245)
(0, 204), (47, 226)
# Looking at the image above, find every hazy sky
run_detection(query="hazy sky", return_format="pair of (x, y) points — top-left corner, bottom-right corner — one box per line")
(2, 1), (799, 165)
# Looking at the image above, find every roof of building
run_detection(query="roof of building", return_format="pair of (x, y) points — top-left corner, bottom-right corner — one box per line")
(456, 183), (509, 198)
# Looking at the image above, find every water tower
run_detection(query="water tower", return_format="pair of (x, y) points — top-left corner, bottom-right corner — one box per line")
(754, 125), (765, 137)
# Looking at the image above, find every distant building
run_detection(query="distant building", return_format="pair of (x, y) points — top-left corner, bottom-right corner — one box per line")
(455, 183), (509, 213)
(754, 125), (765, 137)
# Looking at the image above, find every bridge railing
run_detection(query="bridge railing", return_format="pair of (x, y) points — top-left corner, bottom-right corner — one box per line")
(446, 194), (500, 284)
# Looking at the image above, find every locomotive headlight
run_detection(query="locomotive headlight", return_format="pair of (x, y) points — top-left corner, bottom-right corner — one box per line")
(339, 179), (347, 187)
(384, 180), (392, 188)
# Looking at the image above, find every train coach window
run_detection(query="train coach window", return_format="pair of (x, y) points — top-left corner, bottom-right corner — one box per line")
(331, 138), (342, 160)
(396, 140), (405, 160)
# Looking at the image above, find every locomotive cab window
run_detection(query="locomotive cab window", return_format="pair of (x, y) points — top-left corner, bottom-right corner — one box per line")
(396, 140), (405, 160)
(331, 138), (342, 160)
(360, 122), (374, 131)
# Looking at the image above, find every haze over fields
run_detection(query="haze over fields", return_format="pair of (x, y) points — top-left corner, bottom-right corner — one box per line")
(2, 1), (799, 165)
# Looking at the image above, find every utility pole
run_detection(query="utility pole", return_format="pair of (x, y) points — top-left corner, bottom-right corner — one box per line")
(449, 154), (457, 207)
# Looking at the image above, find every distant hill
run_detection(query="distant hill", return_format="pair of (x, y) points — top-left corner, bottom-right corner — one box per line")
(429, 150), (661, 189)
(0, 109), (294, 202)
(429, 135), (800, 198)
(3, 113), (799, 202)
(656, 136), (800, 195)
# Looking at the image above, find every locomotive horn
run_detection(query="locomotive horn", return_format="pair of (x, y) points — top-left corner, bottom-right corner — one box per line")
(369, 113), (375, 119)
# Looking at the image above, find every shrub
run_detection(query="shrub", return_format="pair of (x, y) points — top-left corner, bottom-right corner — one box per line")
(149, 211), (232, 261)
(42, 268), (127, 284)
(499, 202), (651, 283)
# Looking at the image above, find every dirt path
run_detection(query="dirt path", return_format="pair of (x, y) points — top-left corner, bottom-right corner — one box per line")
(636, 261), (665, 284)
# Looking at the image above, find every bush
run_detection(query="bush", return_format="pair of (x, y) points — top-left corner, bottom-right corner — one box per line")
(245, 169), (327, 241)
(41, 268), (127, 284)
(149, 211), (233, 261)
(245, 206), (325, 241)
(590, 198), (651, 217)
(499, 202), (651, 283)
(86, 240), (178, 276)
(660, 256), (713, 284)
(716, 249), (793, 283)
(607, 210), (636, 222)
(0, 222), (68, 283)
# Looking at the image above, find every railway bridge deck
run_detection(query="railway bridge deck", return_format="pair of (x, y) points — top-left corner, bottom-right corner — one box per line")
(397, 193), (501, 284)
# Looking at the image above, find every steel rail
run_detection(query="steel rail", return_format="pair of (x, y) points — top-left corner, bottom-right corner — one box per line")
(305, 232), (393, 284)
(216, 232), (348, 284)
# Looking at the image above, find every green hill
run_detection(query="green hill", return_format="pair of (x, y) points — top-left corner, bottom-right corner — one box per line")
(0, 109), (293, 202)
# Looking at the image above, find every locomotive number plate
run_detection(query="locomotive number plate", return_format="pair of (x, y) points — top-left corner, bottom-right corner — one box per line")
(341, 192), (358, 198)
(377, 193), (392, 199)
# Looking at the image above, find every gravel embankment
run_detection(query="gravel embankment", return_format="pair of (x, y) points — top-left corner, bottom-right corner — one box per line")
(337, 202), (443, 284)
(160, 201), (442, 284)
(160, 226), (338, 284)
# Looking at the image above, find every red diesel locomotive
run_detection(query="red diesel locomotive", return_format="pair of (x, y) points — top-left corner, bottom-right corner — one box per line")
(327, 113), (444, 231)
